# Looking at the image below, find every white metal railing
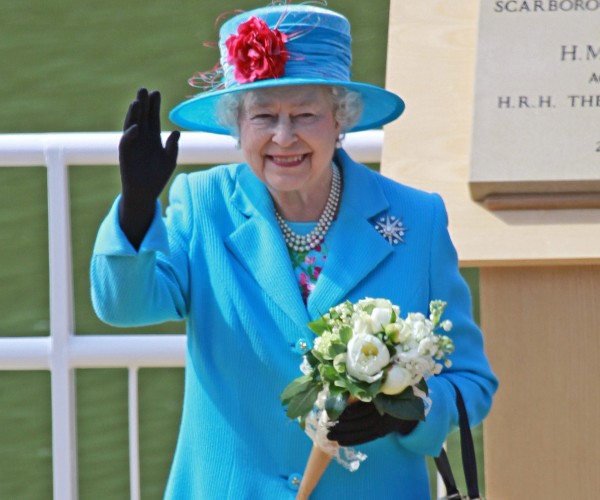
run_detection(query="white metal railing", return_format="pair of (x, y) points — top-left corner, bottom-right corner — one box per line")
(0, 130), (383, 500)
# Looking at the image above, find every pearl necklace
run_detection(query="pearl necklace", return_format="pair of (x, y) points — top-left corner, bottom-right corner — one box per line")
(275, 163), (341, 252)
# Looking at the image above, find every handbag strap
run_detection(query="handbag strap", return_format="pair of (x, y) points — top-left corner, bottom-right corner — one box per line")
(434, 448), (461, 499)
(434, 382), (481, 499)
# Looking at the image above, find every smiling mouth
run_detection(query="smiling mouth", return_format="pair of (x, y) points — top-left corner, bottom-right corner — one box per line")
(268, 154), (306, 167)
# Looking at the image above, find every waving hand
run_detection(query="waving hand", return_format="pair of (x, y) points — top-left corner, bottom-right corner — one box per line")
(118, 88), (180, 249)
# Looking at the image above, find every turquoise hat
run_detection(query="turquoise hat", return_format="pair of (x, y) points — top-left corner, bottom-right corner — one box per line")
(169, 4), (405, 134)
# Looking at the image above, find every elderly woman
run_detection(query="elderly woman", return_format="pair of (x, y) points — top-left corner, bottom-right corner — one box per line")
(91, 4), (497, 499)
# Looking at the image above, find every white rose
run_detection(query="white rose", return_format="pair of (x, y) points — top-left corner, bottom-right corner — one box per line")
(358, 298), (393, 310)
(346, 334), (390, 383)
(372, 298), (394, 308)
(381, 364), (412, 395)
(371, 306), (393, 332)
(352, 312), (374, 335)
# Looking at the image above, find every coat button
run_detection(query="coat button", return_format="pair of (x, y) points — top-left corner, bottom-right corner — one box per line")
(288, 472), (302, 491)
(293, 338), (311, 355)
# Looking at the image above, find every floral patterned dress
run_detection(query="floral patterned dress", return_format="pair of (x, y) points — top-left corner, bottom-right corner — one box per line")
(285, 221), (333, 304)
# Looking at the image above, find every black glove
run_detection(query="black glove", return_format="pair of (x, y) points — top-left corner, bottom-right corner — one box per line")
(327, 401), (418, 446)
(118, 88), (180, 249)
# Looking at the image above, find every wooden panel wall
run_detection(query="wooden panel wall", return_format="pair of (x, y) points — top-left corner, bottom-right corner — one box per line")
(480, 266), (600, 498)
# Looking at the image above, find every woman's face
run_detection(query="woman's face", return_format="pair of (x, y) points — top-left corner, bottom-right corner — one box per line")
(238, 85), (341, 204)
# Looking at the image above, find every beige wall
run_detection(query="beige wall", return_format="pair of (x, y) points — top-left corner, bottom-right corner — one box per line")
(382, 0), (600, 268)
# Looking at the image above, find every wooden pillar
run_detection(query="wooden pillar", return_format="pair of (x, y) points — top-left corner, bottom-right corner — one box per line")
(383, 1), (600, 498)
(480, 266), (600, 498)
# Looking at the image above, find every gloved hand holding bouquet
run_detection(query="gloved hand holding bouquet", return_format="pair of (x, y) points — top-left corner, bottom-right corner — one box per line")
(280, 298), (455, 499)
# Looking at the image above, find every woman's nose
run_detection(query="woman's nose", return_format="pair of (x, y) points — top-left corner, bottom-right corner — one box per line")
(272, 118), (297, 147)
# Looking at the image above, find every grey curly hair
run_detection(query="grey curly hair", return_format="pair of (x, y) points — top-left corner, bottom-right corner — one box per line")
(215, 85), (364, 138)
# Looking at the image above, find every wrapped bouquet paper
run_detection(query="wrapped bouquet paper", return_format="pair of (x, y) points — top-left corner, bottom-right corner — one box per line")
(280, 298), (454, 499)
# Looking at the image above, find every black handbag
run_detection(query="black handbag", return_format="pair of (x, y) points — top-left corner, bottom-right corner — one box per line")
(434, 382), (484, 500)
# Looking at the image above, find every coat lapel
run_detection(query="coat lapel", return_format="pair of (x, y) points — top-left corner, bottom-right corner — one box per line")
(225, 165), (310, 332)
(225, 153), (397, 328)
(307, 150), (394, 319)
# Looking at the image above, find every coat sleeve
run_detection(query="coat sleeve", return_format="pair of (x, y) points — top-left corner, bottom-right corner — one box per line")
(90, 174), (193, 327)
(396, 193), (498, 456)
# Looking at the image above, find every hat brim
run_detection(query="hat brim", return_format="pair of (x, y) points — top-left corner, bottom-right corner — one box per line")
(169, 78), (405, 134)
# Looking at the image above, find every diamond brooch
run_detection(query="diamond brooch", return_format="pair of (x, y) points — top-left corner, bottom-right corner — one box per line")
(374, 214), (408, 245)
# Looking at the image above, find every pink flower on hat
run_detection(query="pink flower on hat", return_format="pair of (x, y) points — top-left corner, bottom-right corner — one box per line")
(225, 16), (289, 83)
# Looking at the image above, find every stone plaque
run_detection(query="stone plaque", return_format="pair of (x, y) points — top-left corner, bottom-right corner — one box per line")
(470, 2), (600, 209)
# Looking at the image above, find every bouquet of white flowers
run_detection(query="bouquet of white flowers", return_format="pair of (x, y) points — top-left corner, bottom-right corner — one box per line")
(280, 298), (454, 499)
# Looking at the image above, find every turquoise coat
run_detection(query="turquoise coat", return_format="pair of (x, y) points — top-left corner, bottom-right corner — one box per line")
(91, 149), (497, 499)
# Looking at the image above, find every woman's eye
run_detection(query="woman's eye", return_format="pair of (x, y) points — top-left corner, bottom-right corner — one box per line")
(295, 113), (316, 121)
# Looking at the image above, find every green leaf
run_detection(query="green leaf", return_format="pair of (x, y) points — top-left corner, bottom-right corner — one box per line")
(325, 392), (349, 421)
(339, 325), (353, 344)
(386, 343), (397, 357)
(308, 317), (330, 336)
(394, 385), (418, 401)
(329, 385), (347, 397)
(335, 376), (370, 400)
(374, 393), (426, 421)
(285, 383), (322, 420)
(305, 351), (319, 368)
(279, 374), (314, 405)
(311, 349), (327, 365)
(333, 377), (352, 392)
(319, 365), (339, 383)
(327, 342), (346, 359)
(416, 377), (429, 395)
(366, 378), (383, 397)
(333, 353), (346, 373)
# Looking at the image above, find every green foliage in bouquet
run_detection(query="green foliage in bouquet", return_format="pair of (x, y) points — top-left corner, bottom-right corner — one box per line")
(280, 298), (454, 429)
